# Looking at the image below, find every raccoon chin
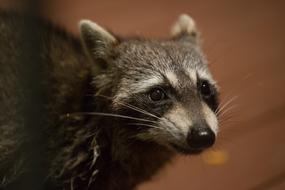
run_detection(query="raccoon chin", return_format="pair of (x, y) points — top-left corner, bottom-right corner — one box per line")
(170, 143), (203, 155)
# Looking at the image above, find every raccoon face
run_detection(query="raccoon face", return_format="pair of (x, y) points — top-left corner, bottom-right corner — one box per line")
(80, 14), (219, 154)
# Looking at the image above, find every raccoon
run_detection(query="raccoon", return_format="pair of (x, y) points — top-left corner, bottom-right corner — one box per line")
(0, 11), (219, 190)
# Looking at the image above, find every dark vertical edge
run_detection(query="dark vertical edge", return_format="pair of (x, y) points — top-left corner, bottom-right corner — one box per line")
(10, 0), (47, 189)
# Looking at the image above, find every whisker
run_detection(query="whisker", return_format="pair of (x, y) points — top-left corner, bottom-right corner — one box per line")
(65, 112), (156, 124)
(219, 116), (240, 130)
(219, 113), (235, 121)
(219, 112), (236, 123)
(218, 104), (238, 118)
(219, 119), (236, 126)
(120, 102), (160, 119)
(127, 123), (161, 129)
(94, 94), (181, 140)
(95, 94), (160, 120)
(216, 95), (238, 114)
(216, 95), (238, 115)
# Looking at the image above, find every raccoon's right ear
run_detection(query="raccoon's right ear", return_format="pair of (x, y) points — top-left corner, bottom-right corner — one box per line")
(171, 14), (199, 44)
(79, 20), (117, 72)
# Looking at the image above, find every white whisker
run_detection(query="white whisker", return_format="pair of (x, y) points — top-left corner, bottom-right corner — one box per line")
(95, 94), (160, 120)
(219, 104), (238, 118)
(216, 95), (238, 115)
(128, 123), (161, 129)
(65, 112), (156, 124)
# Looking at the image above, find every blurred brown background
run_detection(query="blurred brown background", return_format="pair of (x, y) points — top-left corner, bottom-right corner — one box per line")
(1, 0), (285, 189)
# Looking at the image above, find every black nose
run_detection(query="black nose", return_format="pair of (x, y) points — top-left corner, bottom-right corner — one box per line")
(187, 127), (215, 150)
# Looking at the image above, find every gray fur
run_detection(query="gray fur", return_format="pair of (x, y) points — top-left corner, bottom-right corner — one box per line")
(0, 11), (219, 190)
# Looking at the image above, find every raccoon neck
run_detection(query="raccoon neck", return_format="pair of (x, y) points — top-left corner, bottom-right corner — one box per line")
(94, 125), (175, 190)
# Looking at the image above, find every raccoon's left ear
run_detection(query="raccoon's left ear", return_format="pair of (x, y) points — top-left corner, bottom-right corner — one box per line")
(171, 14), (199, 44)
(79, 20), (117, 72)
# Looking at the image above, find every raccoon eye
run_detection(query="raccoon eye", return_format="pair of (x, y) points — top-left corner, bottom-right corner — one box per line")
(200, 80), (212, 98)
(148, 88), (166, 102)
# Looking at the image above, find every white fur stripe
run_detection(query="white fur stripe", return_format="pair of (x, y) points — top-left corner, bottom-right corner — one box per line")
(165, 71), (179, 87)
(113, 76), (163, 106)
(186, 69), (197, 84)
(163, 104), (192, 135)
(202, 103), (219, 135)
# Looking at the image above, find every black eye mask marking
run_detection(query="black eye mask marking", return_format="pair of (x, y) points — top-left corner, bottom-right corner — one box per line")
(198, 79), (219, 112)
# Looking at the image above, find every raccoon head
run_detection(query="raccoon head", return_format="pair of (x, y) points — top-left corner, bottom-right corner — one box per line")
(80, 14), (219, 155)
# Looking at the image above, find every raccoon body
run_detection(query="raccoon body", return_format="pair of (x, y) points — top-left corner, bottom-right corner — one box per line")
(0, 11), (219, 190)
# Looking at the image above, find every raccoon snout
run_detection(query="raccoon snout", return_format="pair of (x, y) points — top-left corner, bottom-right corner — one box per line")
(187, 124), (215, 150)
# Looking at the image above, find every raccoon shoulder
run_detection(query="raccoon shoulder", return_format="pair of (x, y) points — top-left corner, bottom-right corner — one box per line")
(0, 10), (93, 114)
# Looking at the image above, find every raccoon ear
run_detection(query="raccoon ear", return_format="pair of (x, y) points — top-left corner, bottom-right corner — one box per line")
(171, 14), (199, 44)
(79, 20), (117, 71)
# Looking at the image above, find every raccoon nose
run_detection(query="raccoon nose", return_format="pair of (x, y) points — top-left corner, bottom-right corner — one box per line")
(187, 126), (215, 150)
